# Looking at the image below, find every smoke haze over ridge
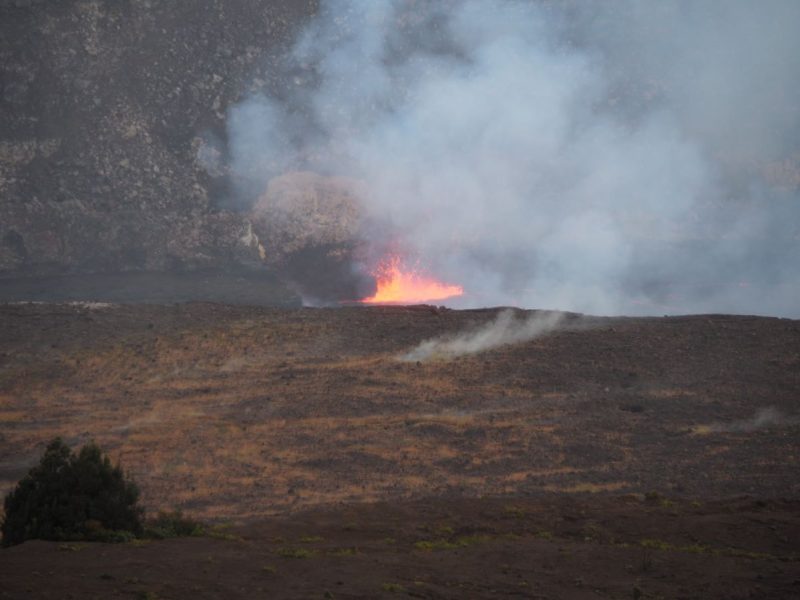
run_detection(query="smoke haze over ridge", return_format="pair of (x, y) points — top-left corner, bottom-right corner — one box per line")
(223, 0), (800, 316)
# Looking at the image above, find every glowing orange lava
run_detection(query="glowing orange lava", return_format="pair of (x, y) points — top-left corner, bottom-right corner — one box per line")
(360, 257), (464, 304)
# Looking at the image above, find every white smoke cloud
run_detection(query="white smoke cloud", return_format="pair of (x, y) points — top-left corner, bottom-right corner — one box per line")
(225, 0), (800, 317)
(401, 309), (563, 361)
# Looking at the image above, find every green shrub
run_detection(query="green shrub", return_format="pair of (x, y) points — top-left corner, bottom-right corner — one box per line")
(1, 438), (143, 546)
(144, 510), (204, 539)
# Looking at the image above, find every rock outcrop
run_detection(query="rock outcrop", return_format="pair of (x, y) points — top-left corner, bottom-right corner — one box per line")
(250, 171), (372, 302)
(0, 0), (317, 275)
(251, 171), (364, 265)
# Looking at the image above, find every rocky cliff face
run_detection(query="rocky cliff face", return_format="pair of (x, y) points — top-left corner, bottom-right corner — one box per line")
(249, 171), (372, 302)
(0, 0), (317, 276)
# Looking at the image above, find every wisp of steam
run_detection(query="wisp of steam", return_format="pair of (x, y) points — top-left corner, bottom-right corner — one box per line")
(706, 407), (799, 433)
(401, 309), (563, 361)
(220, 0), (800, 317)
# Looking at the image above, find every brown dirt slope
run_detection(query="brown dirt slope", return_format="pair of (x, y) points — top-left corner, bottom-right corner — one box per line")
(0, 302), (799, 598)
(1, 303), (798, 516)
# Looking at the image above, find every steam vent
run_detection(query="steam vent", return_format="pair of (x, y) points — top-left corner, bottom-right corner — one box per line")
(1, 2), (799, 598)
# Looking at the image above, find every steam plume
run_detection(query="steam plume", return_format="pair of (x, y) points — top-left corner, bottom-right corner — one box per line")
(707, 407), (799, 433)
(223, 0), (800, 316)
(401, 309), (563, 361)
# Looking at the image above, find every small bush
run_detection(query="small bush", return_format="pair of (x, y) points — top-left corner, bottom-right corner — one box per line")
(1, 438), (143, 546)
(640, 538), (672, 551)
(144, 510), (204, 539)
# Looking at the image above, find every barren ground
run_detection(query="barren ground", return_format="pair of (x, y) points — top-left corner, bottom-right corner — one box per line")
(1, 301), (799, 598)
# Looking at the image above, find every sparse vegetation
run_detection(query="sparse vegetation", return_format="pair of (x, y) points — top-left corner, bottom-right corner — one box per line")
(1, 438), (143, 547)
(431, 524), (454, 536)
(58, 542), (86, 552)
(206, 522), (242, 541)
(414, 538), (460, 551)
(414, 534), (492, 551)
(144, 510), (204, 539)
(644, 491), (675, 508)
(635, 538), (778, 560)
(276, 547), (317, 559)
(640, 538), (672, 551)
(381, 583), (406, 593)
(328, 547), (358, 556)
(503, 505), (526, 519)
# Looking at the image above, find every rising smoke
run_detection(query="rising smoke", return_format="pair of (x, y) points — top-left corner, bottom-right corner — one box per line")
(401, 309), (563, 361)
(706, 407), (800, 433)
(223, 0), (800, 316)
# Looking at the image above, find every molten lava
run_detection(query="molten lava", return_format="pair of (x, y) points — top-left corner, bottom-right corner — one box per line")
(360, 257), (464, 304)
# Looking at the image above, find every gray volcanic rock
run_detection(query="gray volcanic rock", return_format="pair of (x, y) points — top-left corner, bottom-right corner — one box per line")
(252, 171), (364, 265)
(0, 0), (317, 275)
(249, 171), (374, 303)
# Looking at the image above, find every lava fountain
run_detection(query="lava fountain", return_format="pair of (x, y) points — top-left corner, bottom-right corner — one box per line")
(360, 256), (464, 304)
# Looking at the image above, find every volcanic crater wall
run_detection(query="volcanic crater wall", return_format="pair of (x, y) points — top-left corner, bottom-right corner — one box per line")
(2, 0), (799, 314)
(0, 0), (318, 276)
